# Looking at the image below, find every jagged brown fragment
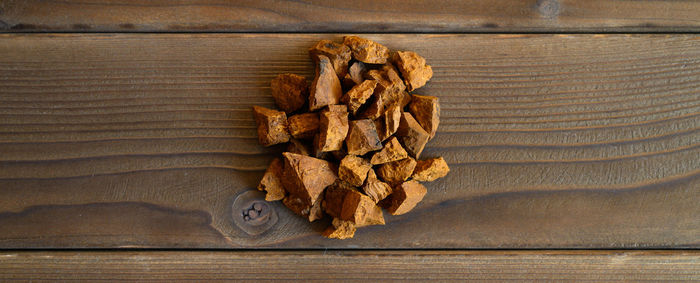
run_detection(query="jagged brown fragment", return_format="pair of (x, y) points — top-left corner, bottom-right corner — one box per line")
(377, 157), (417, 185)
(375, 103), (402, 141)
(257, 158), (286, 201)
(318, 105), (349, 152)
(342, 80), (377, 116)
(252, 106), (290, 147)
(340, 189), (385, 227)
(323, 218), (357, 239)
(359, 64), (407, 119)
(362, 169), (392, 203)
(309, 55), (343, 111)
(380, 180), (427, 215)
(412, 157), (450, 182)
(287, 138), (312, 156)
(323, 180), (356, 218)
(283, 194), (324, 222)
(396, 112), (429, 158)
(309, 40), (352, 78)
(348, 61), (367, 85)
(281, 152), (338, 205)
(338, 155), (371, 186)
(346, 119), (383, 156)
(312, 134), (331, 160)
(370, 137), (408, 165)
(343, 36), (390, 64)
(287, 112), (319, 140)
(408, 94), (440, 139)
(393, 51), (433, 91)
(270, 73), (308, 113)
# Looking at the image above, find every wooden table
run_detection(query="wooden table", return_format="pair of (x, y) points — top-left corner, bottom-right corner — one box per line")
(1, 1), (698, 280)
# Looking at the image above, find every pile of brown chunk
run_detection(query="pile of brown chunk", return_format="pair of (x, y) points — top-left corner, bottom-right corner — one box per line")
(253, 36), (449, 239)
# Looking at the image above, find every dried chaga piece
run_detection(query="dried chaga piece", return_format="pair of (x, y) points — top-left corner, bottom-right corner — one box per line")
(343, 35), (390, 64)
(377, 157), (417, 185)
(323, 218), (357, 239)
(338, 155), (372, 187)
(342, 80), (377, 116)
(283, 194), (324, 222)
(287, 138), (312, 156)
(287, 112), (319, 140)
(252, 106), (290, 147)
(362, 169), (392, 203)
(412, 157), (450, 182)
(346, 119), (383, 156)
(257, 158), (286, 201)
(281, 152), (338, 205)
(309, 55), (343, 111)
(309, 40), (352, 78)
(318, 105), (349, 152)
(375, 103), (402, 141)
(381, 180), (427, 215)
(323, 180), (356, 218)
(347, 61), (367, 85)
(370, 137), (408, 165)
(270, 73), (308, 113)
(396, 112), (429, 158)
(394, 51), (433, 91)
(408, 94), (440, 140)
(359, 64), (407, 119)
(340, 189), (385, 227)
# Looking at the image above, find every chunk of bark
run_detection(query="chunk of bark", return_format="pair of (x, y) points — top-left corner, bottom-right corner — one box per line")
(346, 119), (383, 156)
(348, 61), (367, 85)
(287, 112), (319, 140)
(311, 134), (332, 160)
(270, 73), (308, 113)
(252, 106), (290, 147)
(338, 155), (372, 186)
(375, 103), (402, 141)
(340, 189), (385, 227)
(376, 157), (417, 185)
(412, 157), (450, 182)
(370, 137), (408, 165)
(358, 64), (407, 119)
(362, 169), (393, 203)
(318, 105), (349, 152)
(257, 158), (286, 201)
(283, 194), (324, 222)
(396, 112), (429, 158)
(309, 40), (352, 78)
(393, 51), (433, 91)
(343, 36), (390, 64)
(322, 180), (356, 218)
(342, 80), (377, 116)
(380, 180), (427, 215)
(323, 218), (356, 239)
(309, 55), (343, 111)
(287, 138), (312, 156)
(408, 94), (440, 139)
(281, 152), (338, 205)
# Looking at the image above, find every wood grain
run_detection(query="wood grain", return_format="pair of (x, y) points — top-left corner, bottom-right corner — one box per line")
(1, 250), (698, 281)
(0, 34), (698, 248)
(1, 0), (700, 32)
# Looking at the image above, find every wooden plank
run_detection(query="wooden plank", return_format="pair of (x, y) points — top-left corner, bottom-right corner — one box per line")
(1, 0), (700, 32)
(1, 250), (698, 281)
(0, 34), (698, 248)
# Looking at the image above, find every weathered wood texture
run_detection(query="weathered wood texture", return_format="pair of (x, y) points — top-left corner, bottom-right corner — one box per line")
(1, 0), (700, 32)
(1, 251), (698, 281)
(0, 34), (698, 248)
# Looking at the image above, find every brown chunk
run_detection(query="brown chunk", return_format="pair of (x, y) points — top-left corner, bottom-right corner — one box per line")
(348, 61), (367, 85)
(343, 36), (390, 64)
(412, 157), (450, 182)
(283, 194), (324, 222)
(323, 180), (356, 218)
(370, 137), (408, 165)
(287, 112), (319, 140)
(408, 94), (440, 139)
(270, 73), (308, 113)
(377, 157), (417, 185)
(396, 112), (429, 158)
(362, 170), (393, 203)
(323, 218), (357, 239)
(281, 152), (338, 205)
(287, 138), (312, 156)
(340, 189), (385, 227)
(318, 105), (349, 152)
(309, 40), (352, 78)
(257, 158), (286, 201)
(394, 51), (433, 91)
(358, 65), (407, 119)
(375, 103), (402, 141)
(346, 119), (383, 156)
(252, 106), (290, 147)
(380, 180), (427, 215)
(342, 80), (377, 116)
(309, 55), (343, 111)
(338, 155), (371, 186)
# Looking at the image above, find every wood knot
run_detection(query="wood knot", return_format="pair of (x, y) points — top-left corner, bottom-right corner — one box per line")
(231, 190), (278, 236)
(536, 0), (560, 19)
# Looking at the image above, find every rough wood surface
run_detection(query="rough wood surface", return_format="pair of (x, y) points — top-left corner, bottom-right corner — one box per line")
(0, 34), (698, 248)
(1, 0), (700, 32)
(0, 251), (698, 281)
